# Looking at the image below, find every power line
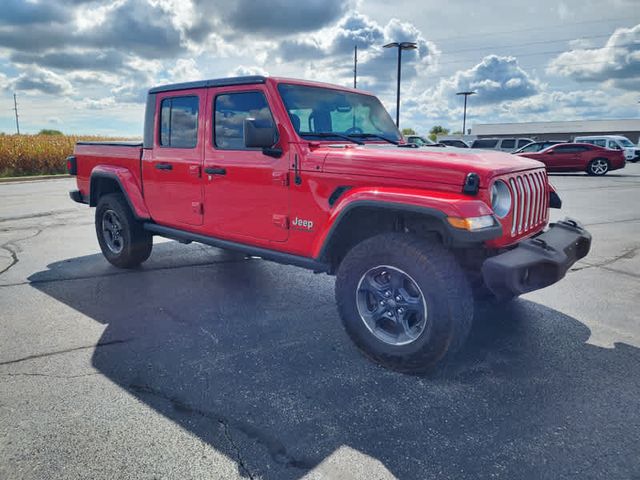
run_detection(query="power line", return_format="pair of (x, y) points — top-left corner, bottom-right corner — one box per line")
(426, 16), (639, 44)
(438, 33), (613, 56)
(12, 93), (20, 135)
(430, 41), (640, 69)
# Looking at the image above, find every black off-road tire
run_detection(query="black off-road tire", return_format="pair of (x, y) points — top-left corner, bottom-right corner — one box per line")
(95, 193), (152, 268)
(587, 158), (609, 176)
(335, 233), (474, 373)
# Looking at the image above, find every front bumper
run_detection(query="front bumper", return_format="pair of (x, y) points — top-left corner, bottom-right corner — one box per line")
(481, 218), (591, 299)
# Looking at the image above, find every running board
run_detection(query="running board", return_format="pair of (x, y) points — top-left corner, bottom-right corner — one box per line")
(144, 223), (329, 272)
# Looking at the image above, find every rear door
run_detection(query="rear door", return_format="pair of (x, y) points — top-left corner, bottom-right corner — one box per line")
(143, 90), (204, 227)
(202, 86), (289, 243)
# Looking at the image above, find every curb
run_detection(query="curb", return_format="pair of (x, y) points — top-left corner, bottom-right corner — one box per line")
(0, 174), (71, 184)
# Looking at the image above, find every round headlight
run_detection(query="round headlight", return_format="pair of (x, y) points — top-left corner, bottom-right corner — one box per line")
(491, 180), (512, 218)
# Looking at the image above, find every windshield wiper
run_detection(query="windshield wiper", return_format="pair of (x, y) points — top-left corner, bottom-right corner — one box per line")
(300, 132), (364, 145)
(347, 133), (399, 145)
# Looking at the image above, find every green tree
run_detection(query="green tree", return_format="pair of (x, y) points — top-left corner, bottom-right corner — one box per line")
(38, 129), (63, 135)
(401, 128), (416, 136)
(428, 125), (449, 141)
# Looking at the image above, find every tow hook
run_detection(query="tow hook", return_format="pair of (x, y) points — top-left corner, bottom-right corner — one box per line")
(530, 237), (553, 251)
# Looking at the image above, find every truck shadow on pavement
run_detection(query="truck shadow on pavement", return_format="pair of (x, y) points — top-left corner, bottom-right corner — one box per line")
(28, 243), (640, 479)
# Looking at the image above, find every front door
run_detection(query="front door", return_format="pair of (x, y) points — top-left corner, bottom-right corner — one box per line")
(142, 90), (204, 227)
(542, 145), (578, 171)
(202, 87), (289, 243)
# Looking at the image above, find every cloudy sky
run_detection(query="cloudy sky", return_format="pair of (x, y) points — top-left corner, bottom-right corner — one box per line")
(0, 0), (638, 136)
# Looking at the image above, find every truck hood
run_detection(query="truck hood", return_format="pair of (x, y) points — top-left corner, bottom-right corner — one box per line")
(320, 144), (545, 187)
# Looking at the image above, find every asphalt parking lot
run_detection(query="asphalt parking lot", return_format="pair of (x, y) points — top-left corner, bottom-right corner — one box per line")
(1, 165), (640, 479)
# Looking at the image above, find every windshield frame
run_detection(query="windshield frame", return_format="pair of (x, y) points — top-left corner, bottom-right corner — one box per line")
(276, 82), (402, 143)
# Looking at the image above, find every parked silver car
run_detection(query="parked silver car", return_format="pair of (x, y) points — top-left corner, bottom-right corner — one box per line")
(470, 137), (534, 152)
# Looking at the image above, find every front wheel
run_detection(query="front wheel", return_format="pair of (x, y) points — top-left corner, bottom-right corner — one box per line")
(587, 158), (609, 176)
(335, 233), (474, 373)
(95, 193), (152, 268)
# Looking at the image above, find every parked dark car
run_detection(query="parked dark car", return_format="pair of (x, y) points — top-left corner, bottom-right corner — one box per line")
(513, 140), (567, 154)
(516, 143), (625, 175)
(439, 139), (469, 148)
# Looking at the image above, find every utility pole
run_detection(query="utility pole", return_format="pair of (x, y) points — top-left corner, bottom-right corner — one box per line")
(13, 93), (20, 135)
(353, 45), (358, 89)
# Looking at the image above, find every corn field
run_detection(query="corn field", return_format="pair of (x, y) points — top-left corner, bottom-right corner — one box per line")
(0, 134), (136, 177)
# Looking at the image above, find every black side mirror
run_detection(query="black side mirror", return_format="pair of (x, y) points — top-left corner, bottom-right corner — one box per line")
(244, 118), (277, 148)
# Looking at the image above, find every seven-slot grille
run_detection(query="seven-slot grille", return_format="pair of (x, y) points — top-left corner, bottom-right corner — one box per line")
(505, 169), (548, 237)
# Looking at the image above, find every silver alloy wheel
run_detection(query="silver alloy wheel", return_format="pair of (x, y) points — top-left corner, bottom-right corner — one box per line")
(102, 209), (124, 254)
(590, 159), (609, 175)
(356, 265), (428, 346)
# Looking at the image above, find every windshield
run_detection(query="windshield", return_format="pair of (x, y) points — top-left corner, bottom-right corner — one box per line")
(618, 138), (634, 147)
(278, 83), (401, 142)
(407, 136), (433, 146)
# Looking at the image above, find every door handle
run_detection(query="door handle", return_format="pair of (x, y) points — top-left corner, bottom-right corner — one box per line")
(155, 163), (173, 170)
(204, 167), (226, 175)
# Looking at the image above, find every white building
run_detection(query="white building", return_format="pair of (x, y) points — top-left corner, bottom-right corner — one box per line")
(471, 119), (640, 144)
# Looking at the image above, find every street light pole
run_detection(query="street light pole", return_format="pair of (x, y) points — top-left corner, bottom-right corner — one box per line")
(456, 91), (476, 135)
(383, 41), (417, 128)
(353, 45), (358, 89)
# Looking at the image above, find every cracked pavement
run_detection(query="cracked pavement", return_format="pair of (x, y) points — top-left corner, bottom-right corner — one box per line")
(1, 170), (640, 479)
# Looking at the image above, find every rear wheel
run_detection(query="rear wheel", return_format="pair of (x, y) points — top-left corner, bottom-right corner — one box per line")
(335, 233), (473, 373)
(95, 193), (152, 268)
(587, 158), (609, 176)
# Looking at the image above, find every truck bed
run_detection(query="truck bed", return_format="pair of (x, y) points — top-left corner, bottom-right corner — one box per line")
(73, 142), (144, 202)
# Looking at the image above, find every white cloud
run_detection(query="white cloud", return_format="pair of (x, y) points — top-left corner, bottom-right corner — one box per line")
(229, 65), (269, 77)
(547, 23), (640, 90)
(425, 55), (541, 107)
(9, 66), (73, 95)
(275, 12), (439, 91)
(80, 97), (117, 110)
(169, 58), (202, 83)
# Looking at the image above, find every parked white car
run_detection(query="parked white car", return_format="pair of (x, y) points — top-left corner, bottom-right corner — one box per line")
(574, 135), (640, 163)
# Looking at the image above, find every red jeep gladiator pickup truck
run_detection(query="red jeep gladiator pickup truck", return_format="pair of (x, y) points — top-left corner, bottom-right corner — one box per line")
(68, 75), (591, 372)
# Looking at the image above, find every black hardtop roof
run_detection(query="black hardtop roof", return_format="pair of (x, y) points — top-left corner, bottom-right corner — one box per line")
(148, 75), (267, 94)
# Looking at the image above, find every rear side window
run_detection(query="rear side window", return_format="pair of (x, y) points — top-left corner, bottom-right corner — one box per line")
(471, 139), (498, 148)
(553, 145), (587, 153)
(517, 139), (531, 148)
(501, 139), (515, 149)
(214, 91), (274, 150)
(521, 143), (542, 152)
(159, 96), (199, 148)
(592, 139), (606, 147)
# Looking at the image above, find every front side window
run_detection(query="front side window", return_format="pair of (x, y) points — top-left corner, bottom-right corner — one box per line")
(517, 139), (531, 148)
(160, 96), (199, 148)
(278, 84), (401, 142)
(214, 91), (274, 150)
(607, 140), (622, 150)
